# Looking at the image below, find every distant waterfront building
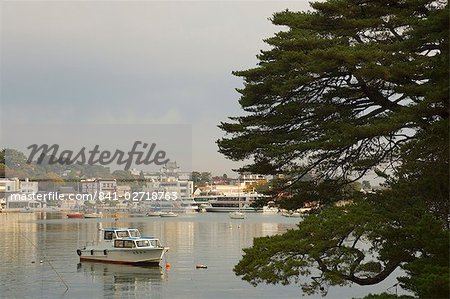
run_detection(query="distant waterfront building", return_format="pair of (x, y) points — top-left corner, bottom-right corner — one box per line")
(0, 178), (19, 194)
(116, 185), (132, 198)
(19, 178), (39, 193)
(0, 178), (38, 193)
(81, 178), (117, 195)
(81, 179), (97, 194)
(161, 161), (179, 175)
(1, 178), (41, 209)
(0, 178), (18, 209)
(130, 168), (140, 176)
(143, 180), (194, 199)
(239, 173), (267, 188)
(143, 162), (194, 199)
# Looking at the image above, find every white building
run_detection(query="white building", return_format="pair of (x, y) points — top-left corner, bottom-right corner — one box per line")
(81, 179), (97, 194)
(81, 178), (117, 195)
(143, 162), (194, 199)
(239, 173), (268, 189)
(0, 178), (38, 194)
(116, 185), (132, 198)
(1, 178), (41, 209)
(0, 178), (19, 194)
(130, 168), (141, 176)
(143, 180), (194, 199)
(19, 178), (39, 193)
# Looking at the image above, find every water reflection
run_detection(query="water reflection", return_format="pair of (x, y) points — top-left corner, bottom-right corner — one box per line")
(0, 212), (302, 299)
(77, 262), (164, 299)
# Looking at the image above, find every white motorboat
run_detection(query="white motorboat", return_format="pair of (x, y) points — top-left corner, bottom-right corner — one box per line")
(160, 212), (178, 217)
(19, 207), (34, 213)
(77, 228), (169, 266)
(85, 212), (102, 218)
(281, 211), (302, 218)
(43, 206), (60, 212)
(146, 211), (161, 217)
(261, 206), (279, 214)
(129, 213), (147, 218)
(229, 211), (246, 219)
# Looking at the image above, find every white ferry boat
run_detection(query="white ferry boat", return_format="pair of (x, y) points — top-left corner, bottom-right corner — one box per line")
(77, 228), (169, 266)
(205, 193), (265, 212)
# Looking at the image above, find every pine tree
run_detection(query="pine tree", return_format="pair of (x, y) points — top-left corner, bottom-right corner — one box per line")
(218, 0), (449, 297)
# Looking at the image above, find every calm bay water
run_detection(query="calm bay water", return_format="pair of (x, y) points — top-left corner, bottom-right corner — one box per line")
(0, 212), (401, 298)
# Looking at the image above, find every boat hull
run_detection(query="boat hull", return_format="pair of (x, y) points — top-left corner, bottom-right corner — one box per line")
(84, 214), (102, 218)
(229, 212), (246, 219)
(281, 212), (302, 218)
(160, 212), (178, 217)
(79, 258), (161, 266)
(146, 212), (161, 217)
(67, 213), (84, 218)
(78, 247), (167, 265)
(206, 206), (258, 213)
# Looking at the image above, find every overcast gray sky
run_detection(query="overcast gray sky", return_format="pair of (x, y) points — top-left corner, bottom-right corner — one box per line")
(1, 1), (311, 176)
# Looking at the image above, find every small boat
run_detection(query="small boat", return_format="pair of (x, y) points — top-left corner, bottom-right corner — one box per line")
(85, 212), (102, 219)
(229, 191), (246, 219)
(130, 213), (147, 218)
(67, 212), (85, 218)
(43, 206), (60, 212)
(261, 206), (279, 214)
(229, 211), (246, 219)
(281, 211), (302, 218)
(160, 212), (178, 217)
(76, 228), (169, 265)
(146, 211), (161, 217)
(20, 207), (34, 213)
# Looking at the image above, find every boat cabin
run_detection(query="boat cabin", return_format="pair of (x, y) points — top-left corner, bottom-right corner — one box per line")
(101, 228), (162, 248)
(102, 228), (141, 240)
(113, 238), (161, 248)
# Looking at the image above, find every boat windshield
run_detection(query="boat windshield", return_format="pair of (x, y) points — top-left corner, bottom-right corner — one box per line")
(116, 230), (130, 238)
(129, 229), (141, 237)
(136, 240), (150, 247)
(104, 230), (114, 240)
(114, 240), (135, 248)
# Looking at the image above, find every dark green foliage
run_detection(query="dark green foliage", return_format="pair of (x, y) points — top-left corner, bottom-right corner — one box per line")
(277, 179), (364, 210)
(218, 0), (449, 297)
(0, 149), (4, 164)
(234, 194), (449, 296)
(0, 149), (5, 178)
(192, 171), (212, 186)
(218, 0), (448, 183)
